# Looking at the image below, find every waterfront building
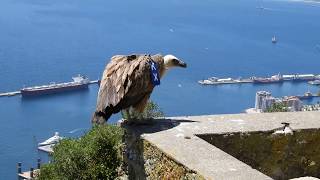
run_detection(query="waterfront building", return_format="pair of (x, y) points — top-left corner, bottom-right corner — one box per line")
(282, 96), (303, 112)
(255, 91), (272, 110)
(254, 91), (303, 112)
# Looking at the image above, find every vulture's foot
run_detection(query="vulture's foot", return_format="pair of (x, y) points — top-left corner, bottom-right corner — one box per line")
(121, 117), (155, 126)
(134, 117), (155, 125)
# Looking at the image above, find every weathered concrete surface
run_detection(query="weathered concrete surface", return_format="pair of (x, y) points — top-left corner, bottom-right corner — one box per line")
(123, 121), (205, 180)
(126, 111), (320, 180)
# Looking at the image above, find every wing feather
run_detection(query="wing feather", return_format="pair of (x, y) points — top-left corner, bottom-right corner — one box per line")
(96, 54), (156, 112)
(122, 64), (131, 82)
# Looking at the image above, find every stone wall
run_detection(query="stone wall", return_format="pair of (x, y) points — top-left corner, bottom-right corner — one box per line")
(123, 125), (205, 180)
(198, 129), (320, 180)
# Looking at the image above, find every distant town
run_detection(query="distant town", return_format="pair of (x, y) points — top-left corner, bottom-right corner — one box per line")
(246, 91), (320, 113)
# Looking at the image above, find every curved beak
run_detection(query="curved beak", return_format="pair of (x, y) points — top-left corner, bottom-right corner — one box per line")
(178, 59), (187, 68)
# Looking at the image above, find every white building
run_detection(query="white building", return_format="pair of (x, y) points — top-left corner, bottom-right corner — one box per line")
(254, 91), (302, 112)
(282, 96), (303, 112)
(255, 91), (272, 110)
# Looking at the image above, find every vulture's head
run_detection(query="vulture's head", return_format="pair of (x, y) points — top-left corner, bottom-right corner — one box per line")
(164, 54), (187, 69)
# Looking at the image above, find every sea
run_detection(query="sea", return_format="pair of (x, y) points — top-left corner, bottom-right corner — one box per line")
(1, 0), (320, 178)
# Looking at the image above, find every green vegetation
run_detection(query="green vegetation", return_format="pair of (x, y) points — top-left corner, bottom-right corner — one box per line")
(266, 102), (289, 112)
(38, 125), (124, 180)
(121, 100), (164, 120)
(38, 101), (164, 179)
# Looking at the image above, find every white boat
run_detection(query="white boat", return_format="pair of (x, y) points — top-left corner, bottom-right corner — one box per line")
(272, 36), (277, 43)
(38, 132), (63, 146)
(208, 77), (218, 82)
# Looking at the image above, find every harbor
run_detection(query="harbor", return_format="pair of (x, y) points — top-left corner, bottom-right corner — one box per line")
(2, 0), (320, 178)
(199, 73), (320, 85)
(0, 75), (100, 98)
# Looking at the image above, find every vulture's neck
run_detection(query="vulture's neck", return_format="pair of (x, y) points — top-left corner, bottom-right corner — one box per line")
(151, 55), (167, 79)
(159, 67), (168, 79)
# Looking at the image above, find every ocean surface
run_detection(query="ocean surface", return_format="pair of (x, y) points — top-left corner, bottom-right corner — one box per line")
(1, 0), (320, 178)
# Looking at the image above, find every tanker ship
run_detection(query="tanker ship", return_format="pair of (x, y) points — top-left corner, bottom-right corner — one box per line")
(20, 75), (90, 97)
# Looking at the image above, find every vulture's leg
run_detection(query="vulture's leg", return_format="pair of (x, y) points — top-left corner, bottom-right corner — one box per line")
(124, 108), (131, 120)
(136, 112), (144, 121)
(134, 95), (150, 113)
(129, 107), (140, 121)
(133, 95), (151, 122)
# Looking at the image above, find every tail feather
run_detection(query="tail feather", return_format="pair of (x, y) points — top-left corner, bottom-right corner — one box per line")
(91, 108), (113, 125)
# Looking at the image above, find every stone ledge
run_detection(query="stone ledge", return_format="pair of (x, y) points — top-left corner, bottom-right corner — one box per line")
(124, 111), (320, 179)
(123, 123), (205, 180)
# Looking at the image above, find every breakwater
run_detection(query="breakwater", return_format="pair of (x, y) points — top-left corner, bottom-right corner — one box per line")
(199, 74), (319, 85)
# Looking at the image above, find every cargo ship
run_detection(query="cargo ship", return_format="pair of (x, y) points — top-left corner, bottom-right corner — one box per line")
(253, 78), (283, 84)
(20, 75), (90, 97)
(252, 74), (283, 84)
(198, 77), (253, 85)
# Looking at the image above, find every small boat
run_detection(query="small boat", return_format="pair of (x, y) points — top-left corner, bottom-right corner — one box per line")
(272, 36), (277, 44)
(308, 80), (320, 85)
(38, 132), (63, 146)
(298, 91), (314, 100)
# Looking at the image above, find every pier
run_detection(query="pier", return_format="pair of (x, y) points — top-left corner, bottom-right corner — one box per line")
(17, 159), (41, 180)
(89, 80), (100, 85)
(0, 91), (21, 97)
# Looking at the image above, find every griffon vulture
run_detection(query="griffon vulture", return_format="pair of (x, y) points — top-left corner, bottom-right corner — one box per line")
(92, 54), (187, 124)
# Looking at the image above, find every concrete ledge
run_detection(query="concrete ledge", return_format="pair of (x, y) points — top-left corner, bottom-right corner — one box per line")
(125, 111), (320, 180)
(123, 121), (205, 179)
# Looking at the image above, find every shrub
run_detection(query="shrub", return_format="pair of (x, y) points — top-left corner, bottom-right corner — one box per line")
(266, 102), (289, 112)
(121, 100), (164, 120)
(37, 125), (124, 180)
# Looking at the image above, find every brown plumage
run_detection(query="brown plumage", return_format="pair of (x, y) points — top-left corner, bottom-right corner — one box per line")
(92, 54), (187, 124)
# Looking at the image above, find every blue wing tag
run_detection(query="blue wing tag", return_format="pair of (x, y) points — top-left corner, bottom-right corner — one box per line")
(149, 60), (160, 86)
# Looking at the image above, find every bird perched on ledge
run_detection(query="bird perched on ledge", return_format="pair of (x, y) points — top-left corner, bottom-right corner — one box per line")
(92, 54), (187, 124)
